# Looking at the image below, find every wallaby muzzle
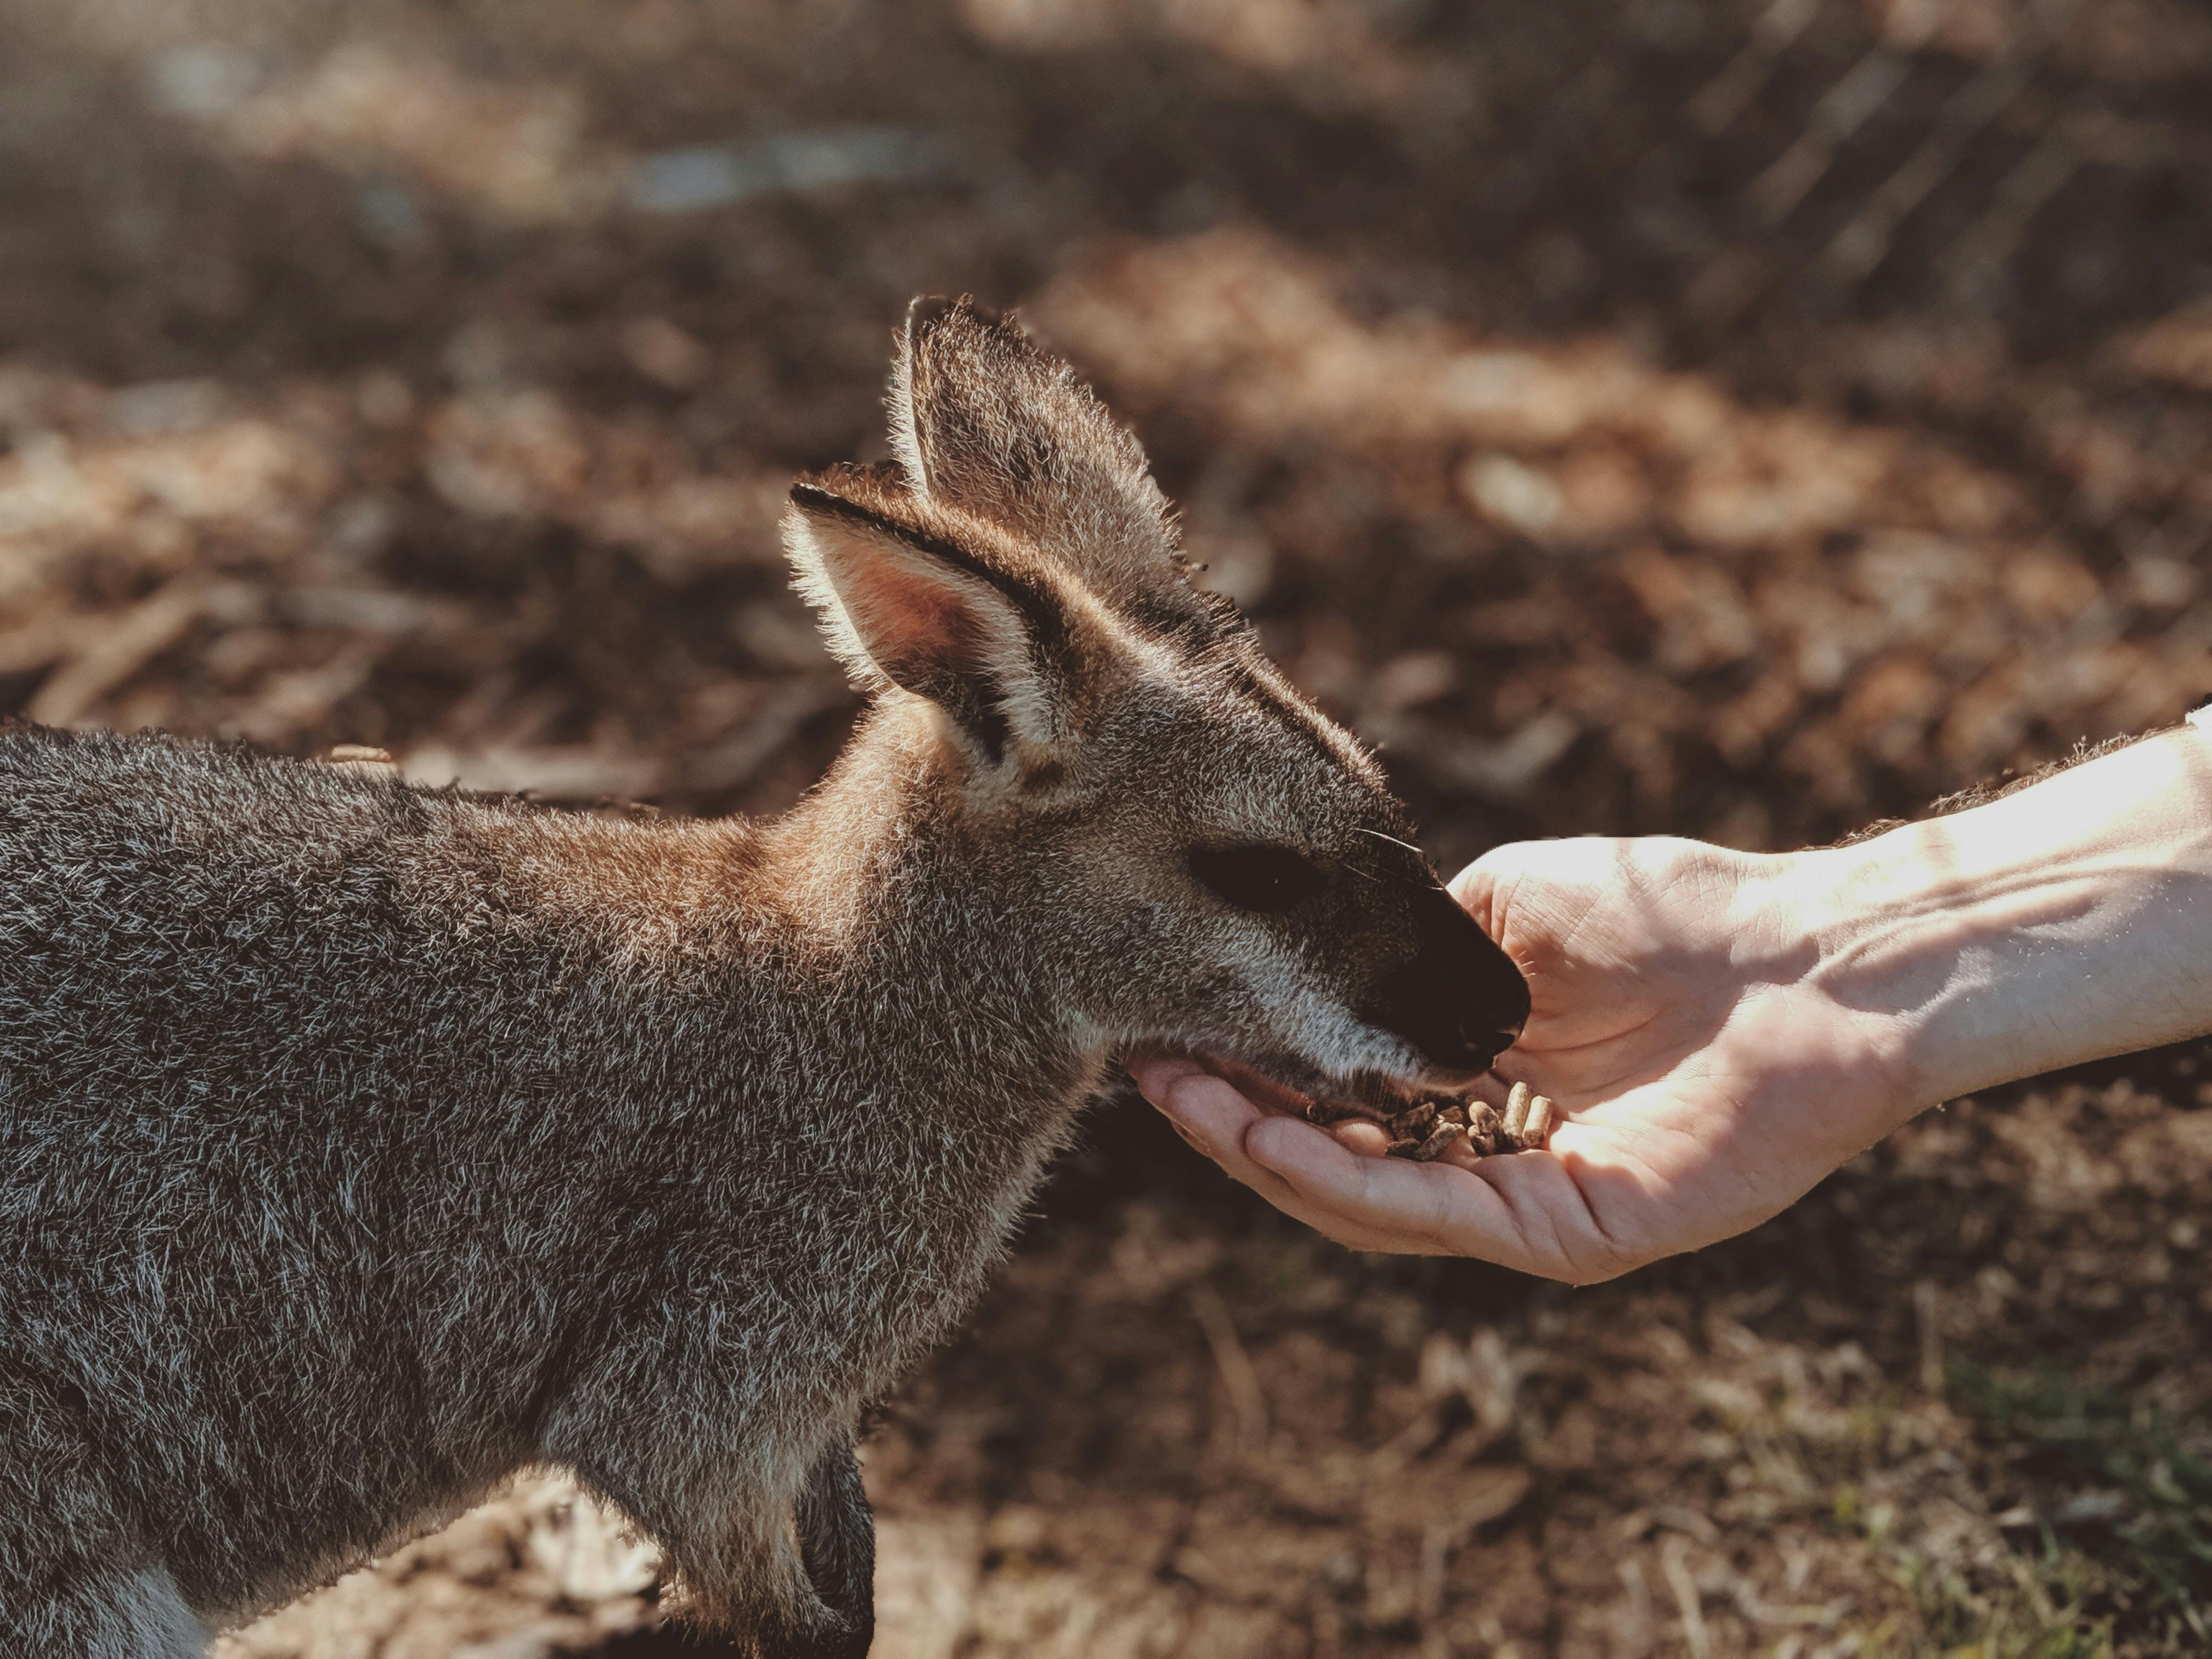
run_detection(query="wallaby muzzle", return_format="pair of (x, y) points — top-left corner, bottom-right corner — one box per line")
(1358, 882), (1531, 1081)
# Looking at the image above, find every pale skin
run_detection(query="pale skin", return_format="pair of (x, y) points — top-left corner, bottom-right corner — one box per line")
(1137, 721), (2212, 1283)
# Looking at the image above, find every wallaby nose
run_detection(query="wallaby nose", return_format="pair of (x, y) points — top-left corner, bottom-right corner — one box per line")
(1456, 997), (1528, 1054)
(1357, 884), (1530, 1078)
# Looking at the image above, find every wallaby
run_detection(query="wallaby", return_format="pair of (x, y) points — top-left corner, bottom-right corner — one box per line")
(0, 298), (1531, 1659)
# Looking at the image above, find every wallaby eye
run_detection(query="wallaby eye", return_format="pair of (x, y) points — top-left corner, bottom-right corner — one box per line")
(1188, 843), (1327, 913)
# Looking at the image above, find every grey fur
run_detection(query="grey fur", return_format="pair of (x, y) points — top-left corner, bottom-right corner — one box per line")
(0, 300), (1527, 1657)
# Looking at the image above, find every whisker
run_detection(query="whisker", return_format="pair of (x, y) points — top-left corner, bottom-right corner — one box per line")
(1353, 826), (1425, 858)
(1353, 826), (1445, 887)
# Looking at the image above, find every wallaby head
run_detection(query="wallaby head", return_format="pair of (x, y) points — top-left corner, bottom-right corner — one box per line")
(785, 297), (1529, 1112)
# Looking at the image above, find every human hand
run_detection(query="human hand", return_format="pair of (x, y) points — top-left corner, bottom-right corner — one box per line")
(1141, 726), (2212, 1280)
(1135, 836), (1920, 1283)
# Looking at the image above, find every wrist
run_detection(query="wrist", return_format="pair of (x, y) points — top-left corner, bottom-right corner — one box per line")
(1787, 823), (2060, 1111)
(1790, 726), (2212, 1110)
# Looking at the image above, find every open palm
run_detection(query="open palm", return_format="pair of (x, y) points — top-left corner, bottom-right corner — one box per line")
(1137, 837), (1917, 1282)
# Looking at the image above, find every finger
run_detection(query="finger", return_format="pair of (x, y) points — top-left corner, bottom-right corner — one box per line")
(1150, 1074), (1434, 1252)
(1137, 1056), (1310, 1128)
(1330, 1120), (1390, 1155)
(1149, 1071), (1296, 1182)
(1139, 1062), (1527, 1255)
(1263, 1119), (1645, 1283)
(1446, 857), (1491, 912)
(1146, 1068), (1492, 1252)
(1243, 1114), (1564, 1274)
(1136, 1058), (1227, 1160)
(1132, 1054), (1205, 1104)
(1224, 1122), (1454, 1253)
(1437, 1131), (1492, 1172)
(1446, 845), (1522, 939)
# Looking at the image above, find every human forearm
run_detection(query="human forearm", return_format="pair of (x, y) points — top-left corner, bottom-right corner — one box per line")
(1798, 723), (2212, 1113)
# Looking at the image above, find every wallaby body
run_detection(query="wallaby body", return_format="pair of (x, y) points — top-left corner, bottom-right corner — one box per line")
(2, 723), (1062, 1655)
(0, 301), (1528, 1657)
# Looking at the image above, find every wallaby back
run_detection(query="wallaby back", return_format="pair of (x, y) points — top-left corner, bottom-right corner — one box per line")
(0, 298), (1527, 1658)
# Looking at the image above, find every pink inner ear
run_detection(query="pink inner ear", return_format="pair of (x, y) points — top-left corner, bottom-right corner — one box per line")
(857, 560), (990, 685)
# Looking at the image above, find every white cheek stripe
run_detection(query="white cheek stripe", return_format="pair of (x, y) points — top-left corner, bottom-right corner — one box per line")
(1230, 930), (1426, 1081)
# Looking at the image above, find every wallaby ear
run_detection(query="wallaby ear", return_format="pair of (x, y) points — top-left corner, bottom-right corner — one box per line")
(891, 297), (1205, 631)
(783, 469), (1069, 768)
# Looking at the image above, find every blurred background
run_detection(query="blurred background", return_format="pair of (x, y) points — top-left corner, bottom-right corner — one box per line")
(4, 0), (2211, 1653)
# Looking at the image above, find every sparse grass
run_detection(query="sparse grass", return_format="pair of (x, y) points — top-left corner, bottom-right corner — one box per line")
(1946, 1363), (2212, 1656)
(1878, 1548), (2115, 1659)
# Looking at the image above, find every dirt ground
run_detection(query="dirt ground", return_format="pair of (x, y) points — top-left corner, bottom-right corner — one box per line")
(5, 0), (2212, 1654)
